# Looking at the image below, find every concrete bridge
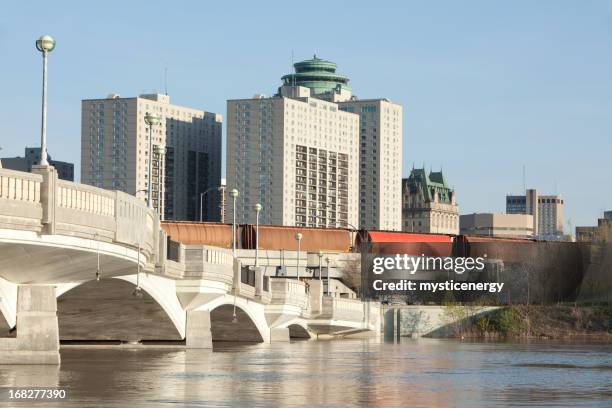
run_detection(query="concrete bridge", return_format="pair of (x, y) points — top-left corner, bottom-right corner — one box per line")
(0, 167), (380, 364)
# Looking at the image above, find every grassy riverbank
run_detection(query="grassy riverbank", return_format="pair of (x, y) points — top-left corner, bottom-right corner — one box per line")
(442, 303), (612, 340)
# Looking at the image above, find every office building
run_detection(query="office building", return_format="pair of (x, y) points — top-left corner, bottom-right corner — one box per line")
(81, 93), (222, 221)
(1, 147), (74, 181)
(460, 213), (535, 239)
(402, 168), (459, 234)
(506, 189), (564, 239)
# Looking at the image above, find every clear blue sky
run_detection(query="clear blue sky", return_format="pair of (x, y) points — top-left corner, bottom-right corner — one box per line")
(1, 1), (611, 228)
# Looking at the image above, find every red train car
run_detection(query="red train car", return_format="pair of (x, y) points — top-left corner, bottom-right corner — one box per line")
(357, 231), (454, 256)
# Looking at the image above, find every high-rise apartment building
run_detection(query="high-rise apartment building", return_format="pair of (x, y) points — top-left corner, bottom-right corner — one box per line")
(401, 168), (459, 234)
(81, 93), (222, 221)
(226, 85), (359, 228)
(338, 99), (402, 230)
(1, 147), (74, 181)
(506, 188), (564, 239)
(227, 55), (402, 229)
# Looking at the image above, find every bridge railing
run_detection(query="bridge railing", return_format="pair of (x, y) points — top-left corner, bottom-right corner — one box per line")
(0, 167), (158, 258)
(0, 169), (42, 232)
(178, 244), (234, 288)
(269, 278), (309, 311)
(321, 296), (365, 322)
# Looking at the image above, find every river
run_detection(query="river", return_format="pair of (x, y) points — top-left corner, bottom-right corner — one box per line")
(0, 339), (610, 407)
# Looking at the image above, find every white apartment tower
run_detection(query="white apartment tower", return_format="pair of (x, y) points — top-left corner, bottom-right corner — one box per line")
(81, 93), (222, 221)
(226, 86), (359, 228)
(226, 55), (403, 229)
(338, 99), (402, 230)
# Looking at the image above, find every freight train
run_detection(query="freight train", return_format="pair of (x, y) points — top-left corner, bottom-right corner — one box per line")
(161, 221), (591, 303)
(161, 220), (542, 255)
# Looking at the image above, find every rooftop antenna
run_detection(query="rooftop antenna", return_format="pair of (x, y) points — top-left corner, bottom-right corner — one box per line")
(164, 67), (168, 96)
(522, 164), (526, 194)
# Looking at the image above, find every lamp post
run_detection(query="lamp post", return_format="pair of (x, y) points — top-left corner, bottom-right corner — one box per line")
(154, 145), (165, 219)
(35, 35), (56, 166)
(254, 203), (262, 267)
(230, 189), (239, 257)
(295, 232), (302, 280)
(325, 257), (330, 295)
(318, 250), (324, 280)
(144, 112), (160, 209)
(132, 243), (143, 298)
(199, 186), (221, 222)
(230, 188), (240, 324)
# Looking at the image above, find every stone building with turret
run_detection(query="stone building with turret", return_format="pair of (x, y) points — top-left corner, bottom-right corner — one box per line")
(401, 168), (459, 234)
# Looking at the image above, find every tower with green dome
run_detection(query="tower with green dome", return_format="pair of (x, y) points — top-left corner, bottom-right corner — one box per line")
(278, 55), (352, 101)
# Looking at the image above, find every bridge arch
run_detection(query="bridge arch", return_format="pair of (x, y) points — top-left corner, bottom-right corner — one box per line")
(0, 277), (17, 333)
(200, 295), (270, 343)
(56, 275), (186, 342)
(287, 323), (312, 339)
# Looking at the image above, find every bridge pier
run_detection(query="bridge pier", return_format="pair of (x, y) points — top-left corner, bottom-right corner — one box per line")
(383, 308), (402, 342)
(270, 327), (290, 342)
(185, 310), (213, 349)
(0, 285), (60, 364)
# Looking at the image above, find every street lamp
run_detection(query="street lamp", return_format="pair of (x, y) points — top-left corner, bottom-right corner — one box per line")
(35, 35), (56, 166)
(199, 186), (221, 222)
(295, 232), (303, 279)
(144, 112), (160, 209)
(325, 257), (330, 295)
(318, 250), (324, 280)
(230, 189), (239, 257)
(153, 145), (165, 219)
(254, 203), (262, 267)
(132, 243), (143, 298)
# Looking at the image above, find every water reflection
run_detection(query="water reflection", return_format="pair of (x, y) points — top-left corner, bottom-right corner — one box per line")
(0, 339), (610, 407)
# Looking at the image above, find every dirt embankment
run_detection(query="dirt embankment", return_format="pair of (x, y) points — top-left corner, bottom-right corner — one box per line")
(440, 304), (612, 340)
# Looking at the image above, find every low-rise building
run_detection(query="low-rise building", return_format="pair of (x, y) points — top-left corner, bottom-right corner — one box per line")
(576, 211), (612, 242)
(1, 147), (74, 181)
(460, 213), (534, 239)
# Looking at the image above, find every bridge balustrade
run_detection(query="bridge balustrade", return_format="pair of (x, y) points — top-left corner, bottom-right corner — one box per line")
(0, 168), (158, 257)
(0, 169), (42, 232)
(269, 278), (309, 310)
(321, 296), (365, 321)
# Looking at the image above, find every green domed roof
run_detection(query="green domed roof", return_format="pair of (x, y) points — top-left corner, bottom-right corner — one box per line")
(281, 55), (351, 95)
